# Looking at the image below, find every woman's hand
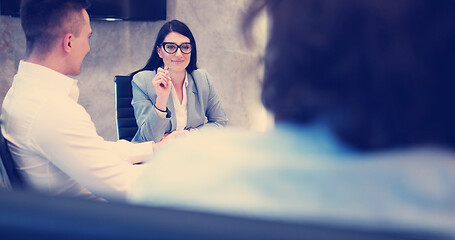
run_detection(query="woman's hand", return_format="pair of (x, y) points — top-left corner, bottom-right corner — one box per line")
(152, 66), (172, 111)
(160, 130), (190, 142)
(153, 130), (190, 151)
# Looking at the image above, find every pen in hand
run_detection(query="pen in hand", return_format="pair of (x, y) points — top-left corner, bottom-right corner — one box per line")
(160, 66), (170, 88)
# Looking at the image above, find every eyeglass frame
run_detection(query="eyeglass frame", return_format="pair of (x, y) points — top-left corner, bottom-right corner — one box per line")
(160, 42), (192, 54)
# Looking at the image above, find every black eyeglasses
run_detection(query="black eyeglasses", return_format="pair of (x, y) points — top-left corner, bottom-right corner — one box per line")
(161, 42), (192, 54)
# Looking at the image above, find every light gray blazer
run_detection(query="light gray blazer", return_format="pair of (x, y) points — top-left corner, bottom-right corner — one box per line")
(131, 69), (228, 142)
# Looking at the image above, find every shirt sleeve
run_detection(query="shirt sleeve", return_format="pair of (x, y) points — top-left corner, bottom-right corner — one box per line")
(154, 107), (168, 119)
(104, 140), (155, 164)
(131, 72), (170, 142)
(32, 98), (149, 201)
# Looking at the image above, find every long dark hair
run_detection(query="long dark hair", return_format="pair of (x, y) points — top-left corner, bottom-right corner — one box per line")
(131, 19), (198, 76)
(244, 0), (455, 151)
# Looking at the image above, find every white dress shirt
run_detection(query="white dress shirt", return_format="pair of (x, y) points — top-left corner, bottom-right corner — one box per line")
(1, 61), (155, 201)
(170, 75), (188, 131)
(155, 73), (197, 133)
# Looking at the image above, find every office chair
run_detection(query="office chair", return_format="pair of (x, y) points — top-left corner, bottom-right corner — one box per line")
(0, 122), (25, 190)
(114, 75), (138, 141)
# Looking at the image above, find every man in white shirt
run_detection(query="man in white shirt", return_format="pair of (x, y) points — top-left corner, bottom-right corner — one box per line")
(0, 0), (171, 201)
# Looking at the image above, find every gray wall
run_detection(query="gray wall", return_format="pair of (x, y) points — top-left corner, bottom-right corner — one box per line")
(0, 0), (267, 141)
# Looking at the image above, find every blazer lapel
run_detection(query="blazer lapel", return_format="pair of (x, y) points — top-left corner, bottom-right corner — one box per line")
(186, 73), (200, 127)
(167, 93), (177, 131)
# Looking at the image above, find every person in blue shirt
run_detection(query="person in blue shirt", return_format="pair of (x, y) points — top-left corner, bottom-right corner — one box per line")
(128, 0), (455, 237)
(130, 20), (228, 143)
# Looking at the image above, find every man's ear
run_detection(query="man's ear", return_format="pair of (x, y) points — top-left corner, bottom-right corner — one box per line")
(63, 33), (73, 53)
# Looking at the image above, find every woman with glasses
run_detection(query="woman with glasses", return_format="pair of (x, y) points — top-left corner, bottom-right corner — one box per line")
(130, 19), (228, 143)
(128, 1), (455, 236)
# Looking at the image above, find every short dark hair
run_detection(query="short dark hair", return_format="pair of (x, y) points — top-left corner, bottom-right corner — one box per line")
(244, 0), (455, 151)
(132, 19), (198, 76)
(20, 0), (91, 57)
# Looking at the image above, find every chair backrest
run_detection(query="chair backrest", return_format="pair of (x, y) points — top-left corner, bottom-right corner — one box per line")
(0, 190), (450, 240)
(114, 75), (138, 141)
(0, 123), (25, 190)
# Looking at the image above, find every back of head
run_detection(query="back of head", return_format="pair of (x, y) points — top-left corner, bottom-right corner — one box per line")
(245, 0), (455, 151)
(20, 0), (91, 58)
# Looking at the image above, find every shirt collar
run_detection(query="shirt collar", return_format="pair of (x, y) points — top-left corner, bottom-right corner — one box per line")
(184, 72), (189, 87)
(17, 60), (79, 102)
(170, 71), (189, 89)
